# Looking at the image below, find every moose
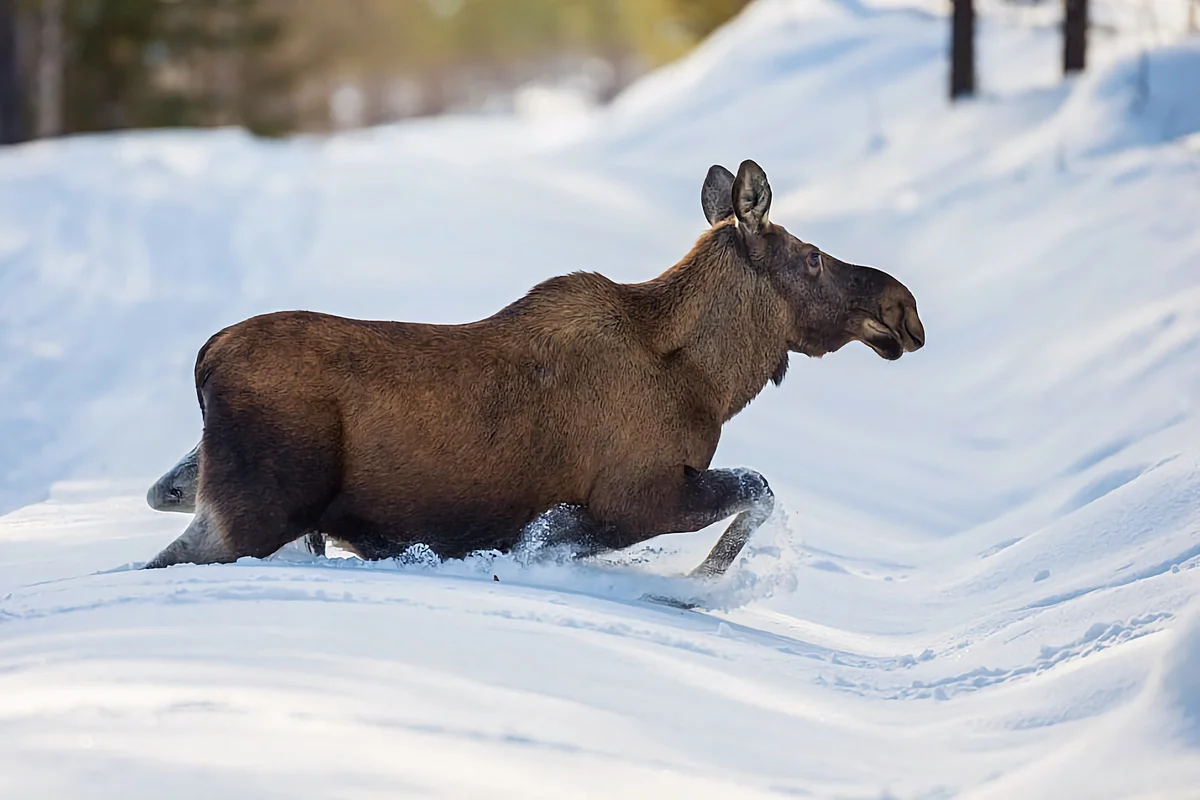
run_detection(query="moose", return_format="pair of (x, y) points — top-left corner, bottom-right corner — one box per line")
(144, 160), (924, 575)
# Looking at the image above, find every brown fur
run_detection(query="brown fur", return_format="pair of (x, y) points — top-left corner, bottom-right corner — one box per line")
(145, 161), (924, 572)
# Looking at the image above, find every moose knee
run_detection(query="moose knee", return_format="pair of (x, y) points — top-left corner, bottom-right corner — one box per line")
(732, 468), (774, 517)
(146, 478), (196, 513)
(146, 444), (200, 513)
(667, 466), (775, 535)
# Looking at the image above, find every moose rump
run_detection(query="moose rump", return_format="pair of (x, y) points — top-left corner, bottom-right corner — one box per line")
(146, 160), (923, 574)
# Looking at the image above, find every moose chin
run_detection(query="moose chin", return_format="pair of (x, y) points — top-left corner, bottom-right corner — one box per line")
(144, 159), (924, 577)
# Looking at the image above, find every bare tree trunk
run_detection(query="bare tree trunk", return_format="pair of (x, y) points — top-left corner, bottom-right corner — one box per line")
(1063, 0), (1087, 74)
(0, 0), (22, 143)
(1189, 0), (1197, 33)
(950, 0), (975, 100)
(37, 0), (63, 138)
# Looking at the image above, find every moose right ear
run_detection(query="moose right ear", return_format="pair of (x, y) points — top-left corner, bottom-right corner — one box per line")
(733, 160), (772, 235)
(701, 165), (736, 226)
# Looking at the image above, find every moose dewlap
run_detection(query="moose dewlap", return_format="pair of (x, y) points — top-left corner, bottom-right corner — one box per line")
(144, 160), (924, 576)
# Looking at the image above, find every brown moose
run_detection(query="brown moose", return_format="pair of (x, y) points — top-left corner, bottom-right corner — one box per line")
(145, 160), (924, 575)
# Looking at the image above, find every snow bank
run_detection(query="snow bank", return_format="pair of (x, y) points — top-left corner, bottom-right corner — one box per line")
(969, 605), (1200, 799)
(1005, 39), (1200, 161)
(1160, 604), (1200, 747)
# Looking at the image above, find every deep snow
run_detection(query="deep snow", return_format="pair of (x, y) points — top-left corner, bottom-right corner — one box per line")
(2, 0), (1200, 797)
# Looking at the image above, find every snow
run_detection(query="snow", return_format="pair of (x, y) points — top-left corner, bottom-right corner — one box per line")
(2, 0), (1200, 796)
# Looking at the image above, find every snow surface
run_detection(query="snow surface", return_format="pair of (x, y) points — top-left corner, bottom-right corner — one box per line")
(2, 0), (1200, 797)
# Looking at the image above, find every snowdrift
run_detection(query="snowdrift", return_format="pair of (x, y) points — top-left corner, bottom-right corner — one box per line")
(1, 0), (1198, 796)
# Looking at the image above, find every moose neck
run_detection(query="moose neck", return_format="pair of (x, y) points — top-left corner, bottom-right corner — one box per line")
(636, 225), (790, 422)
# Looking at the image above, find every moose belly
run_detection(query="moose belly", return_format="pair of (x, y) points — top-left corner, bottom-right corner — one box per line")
(315, 494), (535, 560)
(322, 391), (579, 559)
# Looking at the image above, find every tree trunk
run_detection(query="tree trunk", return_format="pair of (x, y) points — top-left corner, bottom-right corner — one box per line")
(1063, 0), (1087, 74)
(0, 0), (22, 143)
(950, 0), (975, 100)
(37, 0), (63, 138)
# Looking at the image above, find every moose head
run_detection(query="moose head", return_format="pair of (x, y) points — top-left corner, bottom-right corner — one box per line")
(702, 160), (924, 363)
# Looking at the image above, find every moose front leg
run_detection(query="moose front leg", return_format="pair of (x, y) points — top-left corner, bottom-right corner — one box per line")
(670, 468), (776, 578)
(584, 467), (775, 577)
(516, 503), (608, 563)
(522, 468), (773, 577)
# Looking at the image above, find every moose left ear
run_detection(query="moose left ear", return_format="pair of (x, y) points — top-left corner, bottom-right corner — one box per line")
(701, 165), (736, 226)
(732, 159), (772, 235)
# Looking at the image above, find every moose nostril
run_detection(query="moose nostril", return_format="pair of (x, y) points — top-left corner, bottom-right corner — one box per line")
(905, 317), (925, 349)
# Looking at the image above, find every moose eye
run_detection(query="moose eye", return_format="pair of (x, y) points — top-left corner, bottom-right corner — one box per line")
(807, 250), (822, 270)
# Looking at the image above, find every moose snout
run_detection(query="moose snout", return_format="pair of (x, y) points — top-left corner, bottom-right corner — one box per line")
(903, 310), (925, 352)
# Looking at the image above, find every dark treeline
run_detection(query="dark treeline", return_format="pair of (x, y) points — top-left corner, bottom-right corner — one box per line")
(0, 0), (750, 140)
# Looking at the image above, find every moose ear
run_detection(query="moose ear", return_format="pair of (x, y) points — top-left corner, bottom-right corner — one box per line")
(700, 165), (736, 226)
(733, 159), (772, 235)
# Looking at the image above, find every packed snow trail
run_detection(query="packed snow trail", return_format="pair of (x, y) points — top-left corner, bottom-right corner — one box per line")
(2, 0), (1200, 796)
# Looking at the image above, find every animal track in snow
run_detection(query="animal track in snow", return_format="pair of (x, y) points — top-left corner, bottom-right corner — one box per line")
(823, 612), (1175, 702)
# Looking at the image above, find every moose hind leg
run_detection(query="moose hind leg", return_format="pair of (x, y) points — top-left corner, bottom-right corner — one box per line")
(147, 441), (329, 558)
(146, 442), (201, 513)
(192, 391), (342, 565)
(144, 507), (235, 569)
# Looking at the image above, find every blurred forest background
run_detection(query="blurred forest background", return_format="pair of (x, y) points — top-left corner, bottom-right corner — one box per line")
(0, 0), (750, 141)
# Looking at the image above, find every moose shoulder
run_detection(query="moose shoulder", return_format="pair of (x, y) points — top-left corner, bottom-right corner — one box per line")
(145, 160), (924, 575)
